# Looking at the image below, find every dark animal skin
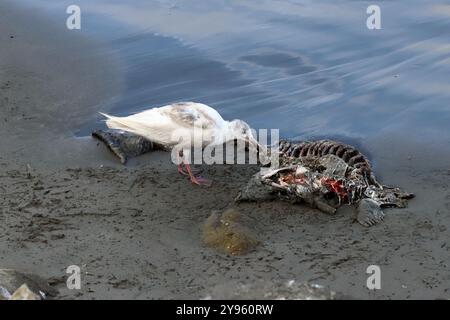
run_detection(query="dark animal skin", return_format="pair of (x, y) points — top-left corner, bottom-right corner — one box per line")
(92, 130), (166, 164)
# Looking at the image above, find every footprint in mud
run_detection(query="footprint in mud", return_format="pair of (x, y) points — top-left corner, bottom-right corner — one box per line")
(21, 214), (66, 243)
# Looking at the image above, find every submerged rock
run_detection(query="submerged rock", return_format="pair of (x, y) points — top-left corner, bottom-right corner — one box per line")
(202, 209), (260, 256)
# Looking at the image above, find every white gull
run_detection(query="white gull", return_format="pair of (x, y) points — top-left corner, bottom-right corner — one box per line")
(100, 102), (260, 185)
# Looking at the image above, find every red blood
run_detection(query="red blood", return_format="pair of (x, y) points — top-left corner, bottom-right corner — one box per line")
(321, 178), (348, 200)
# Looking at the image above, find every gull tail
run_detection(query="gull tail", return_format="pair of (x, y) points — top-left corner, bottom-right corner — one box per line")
(99, 112), (135, 132)
(99, 112), (158, 141)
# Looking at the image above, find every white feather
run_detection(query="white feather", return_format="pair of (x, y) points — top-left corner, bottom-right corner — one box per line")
(99, 102), (235, 148)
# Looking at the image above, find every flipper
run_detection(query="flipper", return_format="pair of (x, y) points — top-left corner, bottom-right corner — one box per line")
(92, 130), (166, 164)
(355, 198), (385, 227)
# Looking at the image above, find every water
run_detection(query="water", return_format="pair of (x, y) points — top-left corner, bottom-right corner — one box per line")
(15, 0), (450, 147)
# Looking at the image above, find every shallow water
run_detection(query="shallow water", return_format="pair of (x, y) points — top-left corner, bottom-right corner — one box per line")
(15, 0), (450, 147)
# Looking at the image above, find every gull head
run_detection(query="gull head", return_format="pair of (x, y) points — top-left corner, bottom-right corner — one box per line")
(228, 119), (261, 151)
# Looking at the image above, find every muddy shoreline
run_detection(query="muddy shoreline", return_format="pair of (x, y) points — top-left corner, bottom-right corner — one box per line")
(1, 2), (449, 299)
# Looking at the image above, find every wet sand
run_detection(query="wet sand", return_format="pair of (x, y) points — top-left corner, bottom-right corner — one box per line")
(1, 2), (449, 299)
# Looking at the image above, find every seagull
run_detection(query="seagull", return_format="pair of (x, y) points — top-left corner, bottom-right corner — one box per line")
(100, 102), (261, 185)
